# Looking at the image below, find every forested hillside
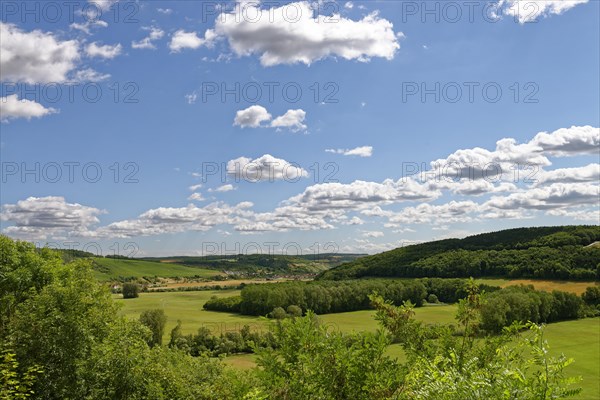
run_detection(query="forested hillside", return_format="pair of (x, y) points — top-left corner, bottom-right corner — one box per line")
(318, 226), (600, 281)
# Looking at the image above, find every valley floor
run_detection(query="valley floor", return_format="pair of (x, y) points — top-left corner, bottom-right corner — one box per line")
(117, 291), (600, 399)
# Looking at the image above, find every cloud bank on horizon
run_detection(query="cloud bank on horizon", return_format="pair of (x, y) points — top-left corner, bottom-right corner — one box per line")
(3, 126), (598, 245)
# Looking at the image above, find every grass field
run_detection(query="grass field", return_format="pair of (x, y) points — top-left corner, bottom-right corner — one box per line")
(117, 292), (458, 335)
(93, 257), (222, 281)
(115, 290), (266, 335)
(222, 354), (258, 370)
(544, 318), (600, 399)
(477, 278), (598, 295)
(318, 304), (458, 333)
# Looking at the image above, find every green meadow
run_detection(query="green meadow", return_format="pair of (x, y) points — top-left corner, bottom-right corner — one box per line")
(114, 290), (262, 335)
(317, 304), (458, 333)
(116, 291), (458, 335)
(543, 318), (600, 399)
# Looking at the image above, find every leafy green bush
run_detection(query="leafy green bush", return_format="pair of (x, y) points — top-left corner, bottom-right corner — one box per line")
(582, 286), (600, 306)
(286, 305), (303, 317)
(203, 295), (242, 312)
(427, 294), (439, 303)
(122, 282), (139, 299)
(269, 307), (287, 320)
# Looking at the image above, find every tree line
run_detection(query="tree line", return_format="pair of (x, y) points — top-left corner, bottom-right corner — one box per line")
(203, 277), (599, 330)
(479, 285), (592, 333)
(204, 278), (471, 315)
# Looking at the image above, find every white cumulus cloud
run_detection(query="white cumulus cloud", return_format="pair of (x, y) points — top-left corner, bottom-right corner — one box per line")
(88, 0), (119, 11)
(499, 0), (589, 23)
(209, 184), (236, 192)
(362, 230), (384, 238)
(234, 106), (308, 131)
(227, 154), (308, 182)
(1, 196), (104, 239)
(132, 27), (165, 50)
(529, 125), (599, 156)
(535, 164), (600, 185)
(233, 105), (272, 128)
(213, 1), (401, 66)
(326, 146), (373, 157)
(0, 95), (58, 122)
(99, 202), (253, 238)
(85, 42), (122, 59)
(169, 29), (216, 52)
(188, 193), (206, 201)
(270, 109), (307, 132)
(0, 22), (80, 83)
(72, 68), (110, 82)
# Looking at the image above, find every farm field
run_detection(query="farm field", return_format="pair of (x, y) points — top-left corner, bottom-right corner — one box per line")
(93, 257), (222, 281)
(477, 278), (598, 295)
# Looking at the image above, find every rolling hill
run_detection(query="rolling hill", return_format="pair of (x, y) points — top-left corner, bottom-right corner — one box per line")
(68, 253), (367, 281)
(318, 226), (600, 281)
(91, 258), (221, 281)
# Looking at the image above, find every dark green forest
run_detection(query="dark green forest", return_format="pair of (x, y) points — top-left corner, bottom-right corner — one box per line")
(204, 278), (491, 314)
(318, 226), (600, 280)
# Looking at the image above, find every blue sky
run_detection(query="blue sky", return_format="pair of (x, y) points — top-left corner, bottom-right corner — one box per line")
(1, 0), (599, 256)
